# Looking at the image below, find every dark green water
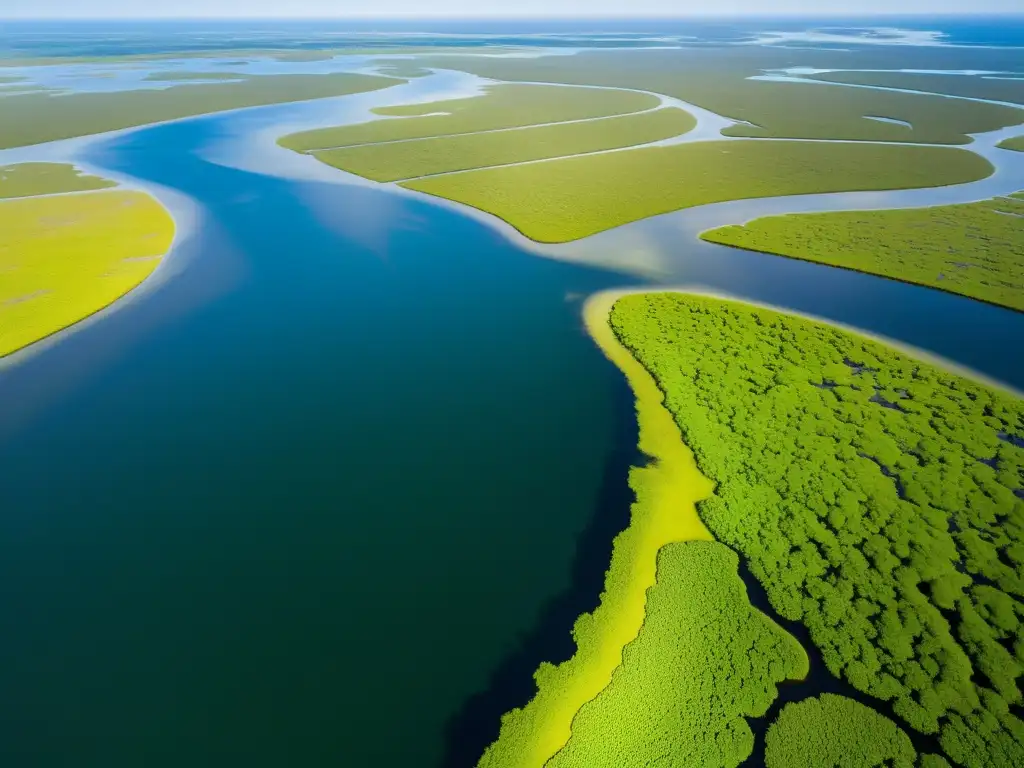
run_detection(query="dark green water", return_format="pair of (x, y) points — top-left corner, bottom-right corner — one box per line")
(0, 118), (630, 767)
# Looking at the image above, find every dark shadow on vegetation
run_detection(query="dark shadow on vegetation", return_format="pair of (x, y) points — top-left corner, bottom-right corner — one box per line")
(734, 553), (955, 768)
(439, 364), (642, 768)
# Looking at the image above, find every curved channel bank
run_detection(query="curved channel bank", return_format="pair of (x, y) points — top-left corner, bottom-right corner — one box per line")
(475, 291), (715, 768)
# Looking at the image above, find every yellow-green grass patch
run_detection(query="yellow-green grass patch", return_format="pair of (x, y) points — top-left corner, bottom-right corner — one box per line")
(476, 291), (716, 768)
(548, 541), (807, 768)
(0, 72), (401, 149)
(1000, 135), (1024, 151)
(0, 162), (117, 199)
(411, 50), (1024, 144)
(701, 192), (1024, 312)
(311, 107), (696, 182)
(278, 83), (660, 151)
(0, 190), (175, 357)
(403, 141), (994, 243)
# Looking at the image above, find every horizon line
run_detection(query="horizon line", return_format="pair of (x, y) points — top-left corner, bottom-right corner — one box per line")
(4, 12), (1024, 20)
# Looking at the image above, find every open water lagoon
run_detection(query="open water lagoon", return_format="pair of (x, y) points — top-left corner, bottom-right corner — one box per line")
(0, 114), (634, 767)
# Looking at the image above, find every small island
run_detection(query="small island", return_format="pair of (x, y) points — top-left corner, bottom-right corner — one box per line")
(0, 162), (176, 357)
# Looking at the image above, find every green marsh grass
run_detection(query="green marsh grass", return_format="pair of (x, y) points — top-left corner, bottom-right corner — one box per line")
(278, 83), (660, 151)
(413, 50), (1024, 143)
(312, 107), (696, 182)
(404, 141), (993, 243)
(0, 72), (401, 148)
(701, 192), (1024, 311)
(0, 162), (116, 199)
(810, 70), (1024, 106)
(0, 189), (175, 356)
(610, 292), (1024, 768)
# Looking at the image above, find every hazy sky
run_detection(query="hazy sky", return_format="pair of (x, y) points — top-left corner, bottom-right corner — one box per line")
(2, 1), (1021, 19)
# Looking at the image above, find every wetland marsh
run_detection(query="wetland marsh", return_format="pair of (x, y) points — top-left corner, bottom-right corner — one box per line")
(1, 16), (1023, 768)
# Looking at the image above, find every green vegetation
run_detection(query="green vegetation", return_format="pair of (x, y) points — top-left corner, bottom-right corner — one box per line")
(764, 695), (917, 768)
(142, 71), (244, 81)
(702, 192), (1024, 311)
(0, 162), (116, 199)
(0, 188), (175, 357)
(547, 540), (807, 768)
(0, 72), (401, 149)
(475, 292), (717, 768)
(809, 71), (1024, 107)
(414, 49), (1024, 143)
(312, 107), (695, 182)
(609, 292), (1024, 768)
(278, 83), (659, 151)
(403, 141), (993, 243)
(1000, 136), (1024, 152)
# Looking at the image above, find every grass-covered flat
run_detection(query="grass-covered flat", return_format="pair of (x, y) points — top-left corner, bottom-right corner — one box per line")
(548, 541), (807, 768)
(404, 141), (993, 242)
(1000, 136), (1024, 151)
(476, 293), (716, 768)
(278, 83), (660, 151)
(311, 107), (695, 182)
(0, 72), (400, 148)
(609, 292), (1024, 768)
(0, 162), (116, 199)
(0, 188), (175, 357)
(414, 49), (1024, 144)
(702, 192), (1024, 311)
(809, 70), (1024, 107)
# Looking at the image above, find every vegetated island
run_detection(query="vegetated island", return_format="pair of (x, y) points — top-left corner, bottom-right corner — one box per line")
(308, 107), (695, 182)
(0, 163), (175, 357)
(0, 162), (116, 199)
(480, 289), (1015, 767)
(0, 72), (402, 149)
(1000, 136), (1024, 152)
(701, 192), (1024, 312)
(806, 70), (1024, 107)
(278, 83), (664, 150)
(278, 83), (701, 187)
(404, 141), (993, 243)
(408, 48), (1024, 144)
(577, 291), (1022, 768)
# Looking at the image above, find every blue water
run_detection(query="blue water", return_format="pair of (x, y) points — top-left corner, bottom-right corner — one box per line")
(0, 116), (631, 767)
(2, 16), (1023, 60)
(1, 18), (1023, 768)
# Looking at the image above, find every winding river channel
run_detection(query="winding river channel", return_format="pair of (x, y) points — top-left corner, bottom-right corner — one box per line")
(1, 62), (1022, 768)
